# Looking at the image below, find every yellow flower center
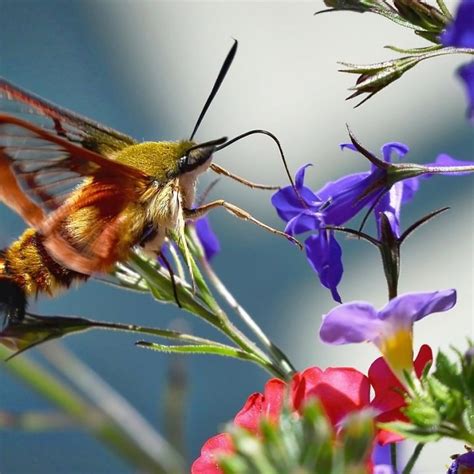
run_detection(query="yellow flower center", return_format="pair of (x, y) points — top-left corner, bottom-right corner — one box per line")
(378, 328), (414, 383)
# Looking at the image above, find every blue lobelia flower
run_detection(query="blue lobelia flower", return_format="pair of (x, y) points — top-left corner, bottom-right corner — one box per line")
(195, 216), (220, 261)
(271, 139), (474, 302)
(440, 0), (474, 122)
(319, 289), (457, 383)
(272, 157), (390, 303)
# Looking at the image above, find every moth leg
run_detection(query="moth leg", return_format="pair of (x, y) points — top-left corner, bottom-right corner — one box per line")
(158, 251), (182, 309)
(210, 163), (280, 190)
(184, 200), (302, 249)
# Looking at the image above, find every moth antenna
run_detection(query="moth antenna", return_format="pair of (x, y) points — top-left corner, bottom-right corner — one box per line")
(215, 129), (304, 205)
(190, 40), (238, 140)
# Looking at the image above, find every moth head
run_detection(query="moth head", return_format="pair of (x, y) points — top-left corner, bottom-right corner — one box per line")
(115, 137), (226, 183)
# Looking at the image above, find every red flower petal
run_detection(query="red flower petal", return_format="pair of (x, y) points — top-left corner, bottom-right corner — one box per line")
(414, 344), (433, 378)
(369, 345), (433, 415)
(293, 367), (370, 427)
(375, 409), (407, 445)
(234, 378), (287, 432)
(191, 433), (233, 474)
(291, 367), (323, 410)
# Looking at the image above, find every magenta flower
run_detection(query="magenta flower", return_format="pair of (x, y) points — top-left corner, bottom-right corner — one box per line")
(440, 0), (474, 122)
(319, 289), (457, 381)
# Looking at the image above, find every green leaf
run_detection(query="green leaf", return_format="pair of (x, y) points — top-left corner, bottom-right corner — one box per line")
(434, 350), (463, 391)
(0, 312), (226, 359)
(136, 341), (265, 365)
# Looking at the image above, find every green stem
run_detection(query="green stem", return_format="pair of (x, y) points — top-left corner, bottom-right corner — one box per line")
(0, 346), (184, 473)
(423, 165), (474, 174)
(390, 443), (398, 473)
(202, 258), (296, 379)
(413, 47), (474, 63)
(402, 443), (424, 474)
(216, 316), (288, 379)
(129, 252), (285, 379)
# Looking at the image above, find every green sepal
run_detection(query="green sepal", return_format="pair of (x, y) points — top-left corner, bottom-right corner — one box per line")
(341, 410), (375, 466)
(378, 421), (441, 443)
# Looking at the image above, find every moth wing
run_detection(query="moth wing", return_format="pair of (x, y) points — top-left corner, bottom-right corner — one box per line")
(0, 77), (136, 156)
(0, 115), (151, 274)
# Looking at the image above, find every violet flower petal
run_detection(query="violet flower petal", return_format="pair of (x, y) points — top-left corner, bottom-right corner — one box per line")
(381, 142), (409, 163)
(379, 289), (457, 326)
(305, 232), (343, 303)
(320, 301), (381, 344)
(440, 0), (474, 48)
(271, 185), (320, 221)
(271, 165), (321, 221)
(195, 217), (220, 261)
(447, 451), (474, 474)
(375, 181), (403, 237)
(316, 171), (371, 202)
(284, 211), (321, 236)
(458, 61), (474, 122)
(401, 177), (420, 203)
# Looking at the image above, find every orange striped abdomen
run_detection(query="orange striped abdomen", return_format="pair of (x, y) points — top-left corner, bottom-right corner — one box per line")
(1, 228), (88, 298)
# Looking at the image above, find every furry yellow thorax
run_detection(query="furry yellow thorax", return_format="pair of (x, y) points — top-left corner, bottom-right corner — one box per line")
(115, 140), (195, 181)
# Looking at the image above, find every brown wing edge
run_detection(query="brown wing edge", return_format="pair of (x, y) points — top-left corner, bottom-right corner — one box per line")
(0, 77), (136, 145)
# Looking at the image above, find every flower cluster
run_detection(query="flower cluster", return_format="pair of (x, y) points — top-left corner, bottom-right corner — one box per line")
(192, 347), (432, 473)
(271, 138), (473, 302)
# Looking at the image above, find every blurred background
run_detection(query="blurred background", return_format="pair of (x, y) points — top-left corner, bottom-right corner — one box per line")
(0, 1), (472, 472)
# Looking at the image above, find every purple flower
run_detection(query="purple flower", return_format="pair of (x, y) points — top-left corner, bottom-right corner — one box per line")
(440, 0), (474, 48)
(447, 451), (474, 474)
(272, 160), (388, 303)
(440, 0), (474, 122)
(342, 142), (411, 238)
(272, 141), (433, 301)
(319, 289), (457, 382)
(272, 137), (474, 302)
(372, 444), (395, 474)
(195, 216), (220, 261)
(458, 61), (474, 122)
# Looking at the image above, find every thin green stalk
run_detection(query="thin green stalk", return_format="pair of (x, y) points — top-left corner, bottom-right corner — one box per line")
(0, 346), (185, 473)
(129, 252), (284, 378)
(402, 443), (424, 474)
(390, 443), (398, 473)
(436, 0), (452, 20)
(201, 258), (296, 379)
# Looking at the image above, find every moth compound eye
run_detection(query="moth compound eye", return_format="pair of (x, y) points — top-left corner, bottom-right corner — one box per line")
(178, 155), (188, 172)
